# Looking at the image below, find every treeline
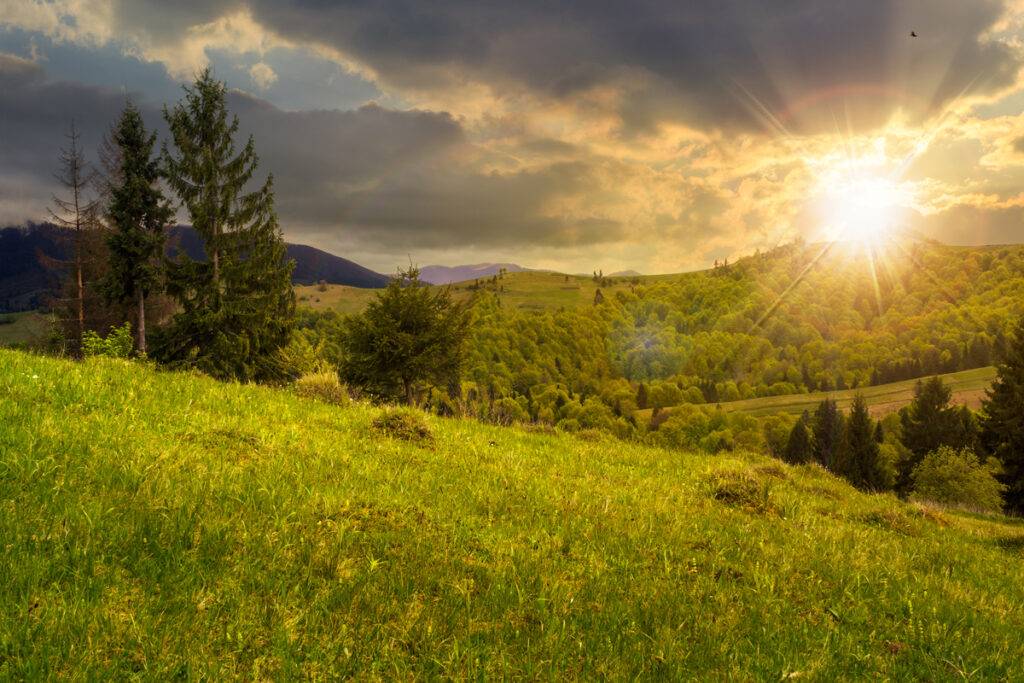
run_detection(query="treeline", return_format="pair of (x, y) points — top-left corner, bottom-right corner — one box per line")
(770, 365), (1023, 512)
(36, 69), (294, 380)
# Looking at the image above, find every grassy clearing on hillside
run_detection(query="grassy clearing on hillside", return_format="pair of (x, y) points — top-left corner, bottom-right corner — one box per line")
(296, 270), (680, 316)
(0, 311), (49, 347)
(1, 349), (1022, 679)
(637, 366), (997, 423)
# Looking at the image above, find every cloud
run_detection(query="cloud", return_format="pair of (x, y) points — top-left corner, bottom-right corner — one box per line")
(6, 1), (1019, 135)
(4, 3), (1024, 274)
(247, 61), (276, 90)
(245, 0), (1022, 134)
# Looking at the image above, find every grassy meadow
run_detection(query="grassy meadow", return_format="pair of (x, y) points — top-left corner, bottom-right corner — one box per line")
(1, 348), (1023, 679)
(635, 366), (998, 422)
(0, 311), (49, 347)
(295, 270), (678, 317)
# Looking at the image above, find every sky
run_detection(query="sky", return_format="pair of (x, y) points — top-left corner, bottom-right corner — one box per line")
(2, 0), (1024, 275)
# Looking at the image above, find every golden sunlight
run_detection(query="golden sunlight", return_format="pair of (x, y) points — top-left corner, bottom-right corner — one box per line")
(815, 174), (910, 243)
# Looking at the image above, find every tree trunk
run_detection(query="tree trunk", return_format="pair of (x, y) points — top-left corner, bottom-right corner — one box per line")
(404, 378), (414, 406)
(137, 285), (146, 355)
(75, 240), (84, 344)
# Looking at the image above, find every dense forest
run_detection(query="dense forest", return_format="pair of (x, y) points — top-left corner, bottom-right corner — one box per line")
(288, 239), (1024, 459)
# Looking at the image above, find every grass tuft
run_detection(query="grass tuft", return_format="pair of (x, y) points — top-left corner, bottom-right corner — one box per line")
(705, 469), (778, 516)
(294, 369), (349, 406)
(860, 508), (919, 536)
(372, 406), (434, 442)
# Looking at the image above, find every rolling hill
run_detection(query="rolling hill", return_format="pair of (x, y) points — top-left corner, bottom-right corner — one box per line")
(2, 348), (1022, 678)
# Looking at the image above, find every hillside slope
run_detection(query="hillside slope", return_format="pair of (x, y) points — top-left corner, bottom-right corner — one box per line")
(1, 349), (1022, 678)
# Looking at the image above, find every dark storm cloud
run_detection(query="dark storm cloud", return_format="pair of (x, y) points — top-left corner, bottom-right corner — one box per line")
(321, 160), (627, 251)
(224, 92), (630, 250)
(0, 54), (142, 222)
(244, 0), (1019, 134)
(0, 56), (623, 253)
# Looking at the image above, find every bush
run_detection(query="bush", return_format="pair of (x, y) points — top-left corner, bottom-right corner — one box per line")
(295, 368), (349, 406)
(373, 408), (433, 441)
(705, 470), (777, 516)
(910, 446), (1005, 511)
(82, 322), (134, 359)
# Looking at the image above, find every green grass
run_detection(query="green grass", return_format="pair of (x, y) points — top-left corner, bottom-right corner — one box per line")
(637, 366), (998, 422)
(296, 270), (677, 316)
(0, 311), (49, 346)
(2, 348), (1023, 678)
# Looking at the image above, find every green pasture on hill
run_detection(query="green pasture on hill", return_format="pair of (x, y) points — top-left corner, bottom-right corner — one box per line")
(295, 270), (679, 316)
(0, 311), (49, 347)
(635, 366), (998, 423)
(1, 348), (1022, 679)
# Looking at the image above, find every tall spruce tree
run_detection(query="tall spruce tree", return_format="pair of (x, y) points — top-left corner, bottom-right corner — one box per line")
(811, 397), (843, 470)
(835, 393), (891, 491)
(980, 315), (1024, 511)
(156, 69), (294, 380)
(898, 376), (976, 491)
(100, 102), (172, 354)
(783, 418), (814, 464)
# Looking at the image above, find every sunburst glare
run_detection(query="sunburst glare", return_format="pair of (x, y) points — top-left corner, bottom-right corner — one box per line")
(814, 172), (912, 244)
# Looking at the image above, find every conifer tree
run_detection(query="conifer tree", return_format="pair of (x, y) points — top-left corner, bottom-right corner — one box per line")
(339, 265), (472, 404)
(980, 315), (1024, 511)
(46, 121), (104, 351)
(898, 376), (976, 490)
(811, 397), (843, 469)
(100, 102), (172, 354)
(835, 394), (891, 491)
(636, 382), (649, 411)
(155, 69), (294, 380)
(783, 418), (813, 464)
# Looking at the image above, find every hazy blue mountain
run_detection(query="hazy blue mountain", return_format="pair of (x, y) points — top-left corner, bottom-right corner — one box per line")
(419, 263), (528, 285)
(0, 223), (390, 312)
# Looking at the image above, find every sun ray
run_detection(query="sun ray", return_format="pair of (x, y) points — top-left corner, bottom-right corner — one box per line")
(865, 243), (883, 318)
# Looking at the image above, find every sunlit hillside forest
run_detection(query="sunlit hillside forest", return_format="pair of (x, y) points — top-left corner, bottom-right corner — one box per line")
(292, 239), (1024, 451)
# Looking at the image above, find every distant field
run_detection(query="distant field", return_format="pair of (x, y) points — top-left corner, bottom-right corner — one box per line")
(0, 311), (49, 346)
(636, 366), (998, 422)
(296, 270), (681, 316)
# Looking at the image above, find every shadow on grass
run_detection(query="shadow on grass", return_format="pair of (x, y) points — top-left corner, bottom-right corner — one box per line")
(995, 535), (1024, 557)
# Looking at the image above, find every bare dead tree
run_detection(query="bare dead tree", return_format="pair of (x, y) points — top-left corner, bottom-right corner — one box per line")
(45, 121), (103, 351)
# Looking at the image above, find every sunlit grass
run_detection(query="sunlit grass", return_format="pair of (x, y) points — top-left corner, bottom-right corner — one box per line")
(1, 349), (1022, 678)
(296, 270), (680, 317)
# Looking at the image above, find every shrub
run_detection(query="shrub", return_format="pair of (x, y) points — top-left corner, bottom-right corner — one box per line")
(373, 407), (433, 441)
(295, 368), (349, 406)
(82, 322), (134, 359)
(705, 470), (777, 516)
(910, 446), (1005, 511)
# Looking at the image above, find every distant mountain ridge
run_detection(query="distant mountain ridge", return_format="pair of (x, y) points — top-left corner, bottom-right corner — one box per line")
(418, 263), (528, 285)
(165, 226), (391, 289)
(0, 223), (390, 313)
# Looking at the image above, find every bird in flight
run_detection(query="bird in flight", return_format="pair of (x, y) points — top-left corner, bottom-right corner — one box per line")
(910, 31), (918, 37)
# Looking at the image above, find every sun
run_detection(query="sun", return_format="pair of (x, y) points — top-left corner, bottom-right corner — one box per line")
(815, 174), (910, 244)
